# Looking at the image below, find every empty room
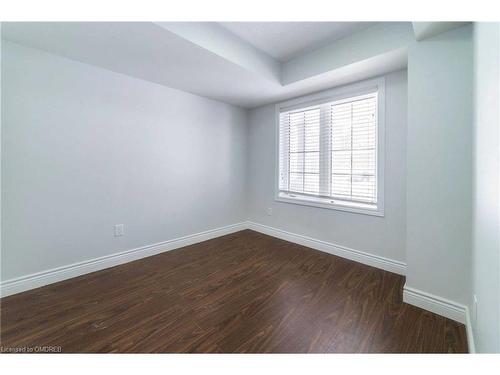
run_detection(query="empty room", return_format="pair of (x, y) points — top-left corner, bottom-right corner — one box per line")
(1, 4), (500, 365)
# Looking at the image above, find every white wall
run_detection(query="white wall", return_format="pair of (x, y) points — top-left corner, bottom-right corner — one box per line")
(1, 41), (248, 281)
(471, 22), (500, 353)
(247, 70), (407, 264)
(406, 25), (473, 305)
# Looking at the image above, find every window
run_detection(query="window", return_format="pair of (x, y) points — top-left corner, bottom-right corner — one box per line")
(276, 78), (385, 216)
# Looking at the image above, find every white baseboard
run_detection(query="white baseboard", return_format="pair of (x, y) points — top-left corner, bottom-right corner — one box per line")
(0, 222), (247, 298)
(246, 221), (407, 275)
(402, 284), (467, 324)
(403, 283), (476, 353)
(465, 306), (476, 353)
(1, 220), (407, 299)
(1, 219), (477, 352)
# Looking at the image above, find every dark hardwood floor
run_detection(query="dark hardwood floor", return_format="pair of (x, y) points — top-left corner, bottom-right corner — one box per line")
(0, 230), (468, 353)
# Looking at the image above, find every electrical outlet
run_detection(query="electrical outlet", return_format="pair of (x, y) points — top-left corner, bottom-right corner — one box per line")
(267, 207), (273, 216)
(114, 224), (124, 237)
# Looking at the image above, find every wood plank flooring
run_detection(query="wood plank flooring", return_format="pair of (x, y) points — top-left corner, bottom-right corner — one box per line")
(0, 230), (468, 353)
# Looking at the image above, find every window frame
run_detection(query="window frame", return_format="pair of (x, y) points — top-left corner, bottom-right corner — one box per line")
(274, 77), (385, 217)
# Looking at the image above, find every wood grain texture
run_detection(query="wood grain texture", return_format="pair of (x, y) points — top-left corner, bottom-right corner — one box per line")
(0, 230), (468, 353)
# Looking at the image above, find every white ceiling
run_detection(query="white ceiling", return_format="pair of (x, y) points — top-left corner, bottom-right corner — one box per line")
(219, 22), (376, 62)
(1, 22), (423, 108)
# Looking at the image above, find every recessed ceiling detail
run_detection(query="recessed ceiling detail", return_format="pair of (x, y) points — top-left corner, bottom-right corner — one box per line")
(218, 22), (376, 62)
(2, 22), (465, 108)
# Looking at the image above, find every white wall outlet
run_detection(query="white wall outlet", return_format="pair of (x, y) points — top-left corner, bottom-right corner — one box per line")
(267, 207), (273, 216)
(114, 224), (124, 237)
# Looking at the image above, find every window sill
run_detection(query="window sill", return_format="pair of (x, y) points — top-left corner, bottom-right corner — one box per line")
(275, 193), (384, 217)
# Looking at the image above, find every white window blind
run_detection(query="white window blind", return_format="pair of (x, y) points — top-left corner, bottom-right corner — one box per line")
(278, 91), (380, 213)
